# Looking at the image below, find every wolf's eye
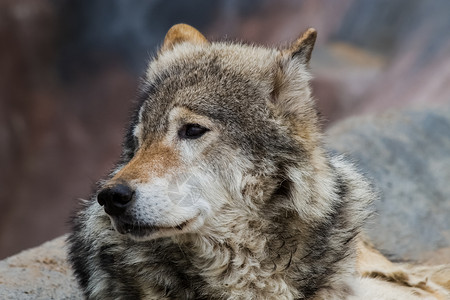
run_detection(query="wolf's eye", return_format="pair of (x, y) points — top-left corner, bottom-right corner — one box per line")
(178, 124), (210, 139)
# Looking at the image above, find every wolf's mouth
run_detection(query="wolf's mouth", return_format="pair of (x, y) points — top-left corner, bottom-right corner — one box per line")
(113, 217), (195, 238)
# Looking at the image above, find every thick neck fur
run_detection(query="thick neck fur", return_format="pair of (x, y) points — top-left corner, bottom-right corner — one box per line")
(174, 154), (371, 300)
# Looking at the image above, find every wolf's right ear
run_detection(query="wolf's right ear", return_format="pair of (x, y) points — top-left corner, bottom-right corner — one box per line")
(161, 24), (209, 52)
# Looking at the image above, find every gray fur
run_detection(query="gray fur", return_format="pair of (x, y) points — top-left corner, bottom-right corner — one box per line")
(68, 25), (375, 299)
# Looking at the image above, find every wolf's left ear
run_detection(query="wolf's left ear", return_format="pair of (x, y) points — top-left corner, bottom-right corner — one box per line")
(161, 24), (209, 52)
(284, 28), (317, 65)
(270, 28), (317, 119)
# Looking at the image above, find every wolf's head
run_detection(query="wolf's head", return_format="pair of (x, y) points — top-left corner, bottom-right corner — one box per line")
(97, 24), (328, 241)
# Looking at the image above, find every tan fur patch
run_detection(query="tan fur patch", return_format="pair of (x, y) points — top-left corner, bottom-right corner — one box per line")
(111, 142), (179, 183)
(431, 268), (450, 290)
(162, 23), (209, 52)
(356, 238), (394, 272)
(283, 27), (317, 63)
(357, 238), (450, 298)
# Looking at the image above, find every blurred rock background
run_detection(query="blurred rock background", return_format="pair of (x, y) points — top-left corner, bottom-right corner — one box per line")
(1, 0), (450, 259)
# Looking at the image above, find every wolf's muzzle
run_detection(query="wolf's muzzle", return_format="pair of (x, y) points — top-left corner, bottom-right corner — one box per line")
(97, 183), (134, 216)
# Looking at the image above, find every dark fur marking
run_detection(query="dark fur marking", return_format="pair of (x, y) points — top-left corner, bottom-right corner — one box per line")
(67, 215), (95, 295)
(294, 198), (356, 299)
(361, 269), (437, 295)
(67, 234), (91, 292)
(363, 270), (412, 287)
(99, 244), (117, 269)
(335, 173), (349, 200)
(273, 179), (292, 199)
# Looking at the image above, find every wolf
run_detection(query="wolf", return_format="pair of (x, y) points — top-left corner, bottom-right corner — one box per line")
(68, 24), (450, 299)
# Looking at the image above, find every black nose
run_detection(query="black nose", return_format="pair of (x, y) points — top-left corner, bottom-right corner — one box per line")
(97, 184), (134, 216)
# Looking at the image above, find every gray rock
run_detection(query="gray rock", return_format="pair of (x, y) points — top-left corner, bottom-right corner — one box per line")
(0, 236), (82, 300)
(327, 106), (450, 263)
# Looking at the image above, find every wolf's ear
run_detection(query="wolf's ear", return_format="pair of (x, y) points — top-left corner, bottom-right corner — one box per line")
(270, 28), (317, 119)
(161, 24), (209, 52)
(284, 28), (317, 65)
